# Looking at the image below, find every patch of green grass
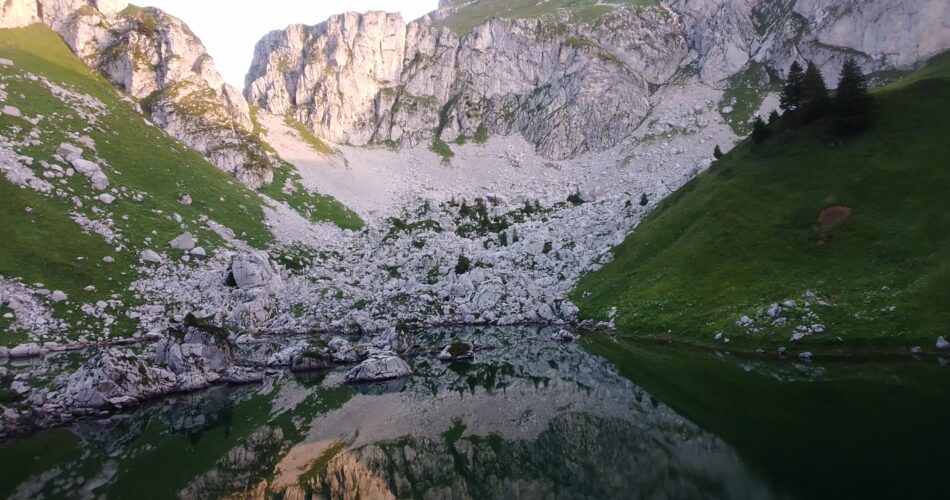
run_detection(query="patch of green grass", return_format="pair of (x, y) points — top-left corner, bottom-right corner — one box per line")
(430, 138), (455, 161)
(572, 51), (950, 350)
(298, 441), (348, 488)
(448, 341), (472, 358)
(719, 61), (778, 134)
(435, 0), (657, 37)
(284, 114), (334, 156)
(258, 161), (363, 231)
(0, 25), (275, 344)
(385, 218), (442, 241)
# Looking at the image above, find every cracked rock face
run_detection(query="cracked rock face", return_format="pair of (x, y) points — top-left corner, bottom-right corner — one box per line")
(52, 348), (177, 410)
(247, 1), (949, 159)
(1, 0), (274, 188)
(245, 9), (680, 159)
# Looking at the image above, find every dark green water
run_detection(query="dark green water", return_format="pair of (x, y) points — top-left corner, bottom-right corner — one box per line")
(1, 327), (948, 499)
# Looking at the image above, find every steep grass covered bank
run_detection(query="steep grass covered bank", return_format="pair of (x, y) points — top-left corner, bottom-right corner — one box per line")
(573, 52), (950, 350)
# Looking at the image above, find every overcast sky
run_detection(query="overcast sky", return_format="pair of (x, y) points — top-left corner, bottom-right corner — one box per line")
(146, 1), (438, 89)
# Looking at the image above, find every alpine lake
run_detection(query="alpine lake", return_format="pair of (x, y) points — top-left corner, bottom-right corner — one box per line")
(2, 326), (949, 499)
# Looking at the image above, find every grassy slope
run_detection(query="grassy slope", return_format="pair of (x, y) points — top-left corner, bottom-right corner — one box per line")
(434, 0), (656, 36)
(0, 25), (275, 344)
(572, 52), (950, 351)
(250, 110), (363, 231)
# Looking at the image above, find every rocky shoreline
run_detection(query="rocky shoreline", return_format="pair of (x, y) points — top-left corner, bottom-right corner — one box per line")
(0, 316), (583, 439)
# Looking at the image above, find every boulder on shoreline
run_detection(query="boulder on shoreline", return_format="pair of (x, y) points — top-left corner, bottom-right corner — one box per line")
(344, 353), (412, 383)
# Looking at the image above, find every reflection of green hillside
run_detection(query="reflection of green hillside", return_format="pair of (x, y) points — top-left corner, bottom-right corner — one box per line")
(584, 334), (950, 500)
(0, 380), (353, 498)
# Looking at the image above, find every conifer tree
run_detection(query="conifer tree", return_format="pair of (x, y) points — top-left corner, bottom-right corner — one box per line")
(801, 62), (828, 105)
(713, 145), (723, 159)
(780, 61), (804, 111)
(834, 58), (872, 135)
(798, 62), (830, 122)
(751, 116), (770, 144)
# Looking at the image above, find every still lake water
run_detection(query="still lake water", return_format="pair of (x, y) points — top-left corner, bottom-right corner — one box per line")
(2, 327), (949, 499)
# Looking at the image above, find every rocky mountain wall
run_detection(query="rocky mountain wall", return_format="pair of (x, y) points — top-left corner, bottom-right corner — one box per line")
(247, 0), (950, 159)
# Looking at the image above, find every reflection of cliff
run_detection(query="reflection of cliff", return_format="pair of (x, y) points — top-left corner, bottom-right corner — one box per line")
(297, 412), (772, 499)
(180, 426), (285, 500)
(72, 414), (149, 456)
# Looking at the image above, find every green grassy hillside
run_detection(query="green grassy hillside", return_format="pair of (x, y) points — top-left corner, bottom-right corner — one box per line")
(0, 26), (279, 344)
(572, 52), (950, 351)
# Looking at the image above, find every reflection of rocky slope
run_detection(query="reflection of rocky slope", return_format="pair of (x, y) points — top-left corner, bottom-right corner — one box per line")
(308, 412), (769, 500)
(246, 0), (949, 157)
(269, 328), (771, 498)
(0, 0), (274, 187)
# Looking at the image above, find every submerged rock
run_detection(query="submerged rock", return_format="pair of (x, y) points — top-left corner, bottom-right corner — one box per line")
(291, 348), (333, 372)
(437, 341), (474, 362)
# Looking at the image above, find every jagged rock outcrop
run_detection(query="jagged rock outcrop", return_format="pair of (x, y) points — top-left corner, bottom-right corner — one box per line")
(1, 0), (274, 188)
(247, 1), (949, 159)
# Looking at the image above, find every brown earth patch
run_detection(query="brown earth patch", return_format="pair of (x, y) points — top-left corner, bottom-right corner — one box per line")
(815, 205), (852, 245)
(817, 205), (852, 232)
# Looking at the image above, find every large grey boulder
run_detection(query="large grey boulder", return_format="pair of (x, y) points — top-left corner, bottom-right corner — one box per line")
(229, 252), (278, 289)
(56, 143), (83, 161)
(54, 348), (177, 410)
(328, 337), (366, 364)
(153, 320), (234, 377)
(168, 233), (197, 251)
(225, 366), (264, 384)
(9, 342), (41, 359)
(344, 354), (413, 383)
(140, 249), (162, 263)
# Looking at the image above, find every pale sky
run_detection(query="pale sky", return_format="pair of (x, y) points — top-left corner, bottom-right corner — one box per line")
(145, 1), (438, 89)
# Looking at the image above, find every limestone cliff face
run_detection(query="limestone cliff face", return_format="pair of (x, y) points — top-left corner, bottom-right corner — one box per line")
(247, 0), (950, 159)
(246, 8), (685, 159)
(672, 0), (950, 83)
(1, 0), (273, 188)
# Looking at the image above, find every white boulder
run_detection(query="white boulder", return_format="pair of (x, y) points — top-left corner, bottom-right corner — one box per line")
(168, 233), (197, 251)
(140, 249), (162, 263)
(344, 354), (412, 383)
(937, 336), (949, 351)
